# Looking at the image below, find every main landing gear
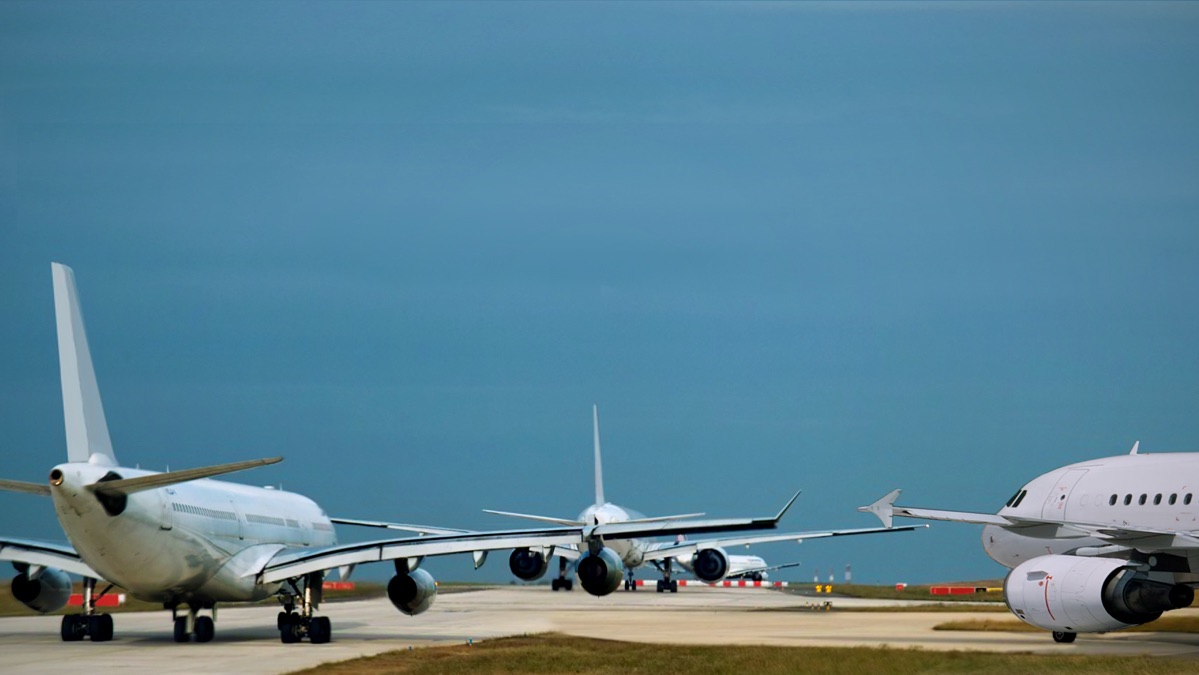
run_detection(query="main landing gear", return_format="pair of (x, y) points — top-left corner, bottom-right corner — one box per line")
(170, 602), (217, 643)
(654, 559), (678, 593)
(278, 572), (332, 644)
(1052, 631), (1077, 644)
(60, 577), (114, 642)
(551, 557), (573, 592)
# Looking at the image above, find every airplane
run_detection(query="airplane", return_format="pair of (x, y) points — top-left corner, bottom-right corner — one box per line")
(0, 263), (805, 644)
(670, 535), (801, 582)
(860, 443), (1199, 644)
(481, 405), (924, 593)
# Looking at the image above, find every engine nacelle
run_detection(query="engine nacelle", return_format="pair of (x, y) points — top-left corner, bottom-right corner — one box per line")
(1004, 554), (1194, 634)
(387, 568), (437, 616)
(11, 568), (72, 614)
(692, 547), (730, 583)
(509, 548), (549, 581)
(576, 547), (623, 596)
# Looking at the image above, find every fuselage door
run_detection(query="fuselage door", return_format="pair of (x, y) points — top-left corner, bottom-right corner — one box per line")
(160, 489), (174, 530)
(1041, 468), (1088, 520)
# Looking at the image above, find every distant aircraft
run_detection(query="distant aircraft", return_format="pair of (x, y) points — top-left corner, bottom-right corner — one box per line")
(861, 445), (1198, 643)
(482, 406), (922, 593)
(0, 264), (801, 644)
(671, 535), (800, 582)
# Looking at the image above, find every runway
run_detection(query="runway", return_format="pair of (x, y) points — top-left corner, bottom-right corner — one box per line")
(2, 587), (1198, 674)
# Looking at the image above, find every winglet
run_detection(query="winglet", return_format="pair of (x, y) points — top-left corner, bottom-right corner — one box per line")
(774, 490), (801, 522)
(593, 404), (605, 507)
(1130, 441), (1140, 455)
(859, 489), (901, 529)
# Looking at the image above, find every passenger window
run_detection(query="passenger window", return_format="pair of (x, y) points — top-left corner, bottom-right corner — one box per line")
(1124, 494), (1132, 505)
(1170, 494), (1178, 505)
(1139, 494), (1147, 505)
(1187, 494), (1194, 505)
(1109, 494), (1117, 506)
(1154, 494), (1162, 505)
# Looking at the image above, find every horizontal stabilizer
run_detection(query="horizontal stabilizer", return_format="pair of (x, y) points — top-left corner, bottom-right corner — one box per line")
(482, 509), (584, 526)
(88, 457), (283, 496)
(0, 480), (50, 496)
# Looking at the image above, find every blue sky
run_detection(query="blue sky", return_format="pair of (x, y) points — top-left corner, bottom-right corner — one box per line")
(1, 1), (1197, 585)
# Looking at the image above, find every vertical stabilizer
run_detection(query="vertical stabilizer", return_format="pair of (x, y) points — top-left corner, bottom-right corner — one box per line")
(593, 404), (605, 507)
(52, 263), (116, 466)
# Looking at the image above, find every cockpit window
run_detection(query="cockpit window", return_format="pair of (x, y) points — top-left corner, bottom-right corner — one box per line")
(1005, 490), (1022, 508)
(1010, 490), (1028, 508)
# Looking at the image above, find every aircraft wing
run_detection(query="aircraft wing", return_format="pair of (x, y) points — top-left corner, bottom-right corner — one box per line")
(641, 524), (927, 563)
(860, 489), (1199, 550)
(258, 492), (801, 583)
(256, 527), (588, 583)
(0, 537), (102, 579)
(330, 517), (471, 536)
(0, 480), (50, 496)
(481, 510), (583, 526)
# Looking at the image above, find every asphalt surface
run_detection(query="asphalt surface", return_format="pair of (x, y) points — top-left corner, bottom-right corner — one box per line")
(2, 586), (1198, 674)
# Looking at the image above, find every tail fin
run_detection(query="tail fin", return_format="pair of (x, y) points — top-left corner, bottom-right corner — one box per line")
(593, 404), (605, 507)
(52, 263), (116, 466)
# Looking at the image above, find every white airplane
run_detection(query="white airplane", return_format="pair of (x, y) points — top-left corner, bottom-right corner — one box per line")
(0, 264), (806, 644)
(670, 535), (800, 582)
(860, 444), (1199, 643)
(483, 406), (923, 593)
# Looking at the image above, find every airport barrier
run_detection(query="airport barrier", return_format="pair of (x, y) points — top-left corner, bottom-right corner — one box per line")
(322, 581), (356, 591)
(929, 586), (1001, 595)
(68, 594), (125, 607)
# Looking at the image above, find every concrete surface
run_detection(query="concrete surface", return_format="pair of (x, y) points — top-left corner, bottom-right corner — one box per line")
(2, 586), (1197, 674)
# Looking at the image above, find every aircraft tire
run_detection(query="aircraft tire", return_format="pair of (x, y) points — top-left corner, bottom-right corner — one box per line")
(173, 616), (190, 643)
(60, 615), (84, 642)
(1052, 631), (1077, 644)
(89, 614), (114, 642)
(194, 615), (215, 643)
(310, 616), (332, 644)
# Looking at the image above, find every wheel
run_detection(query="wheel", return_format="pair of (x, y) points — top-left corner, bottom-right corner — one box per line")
(1052, 631), (1077, 643)
(656, 580), (665, 593)
(194, 615), (215, 643)
(551, 579), (561, 591)
(89, 614), (114, 642)
(277, 611), (290, 630)
(564, 580), (573, 591)
(173, 616), (191, 643)
(670, 580), (678, 593)
(309, 616), (332, 644)
(61, 615), (84, 642)
(280, 620), (301, 644)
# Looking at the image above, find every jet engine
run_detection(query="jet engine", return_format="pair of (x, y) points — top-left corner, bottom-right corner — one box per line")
(576, 547), (623, 596)
(509, 548), (549, 581)
(11, 567), (71, 614)
(692, 548), (730, 583)
(1004, 554), (1194, 634)
(387, 568), (437, 616)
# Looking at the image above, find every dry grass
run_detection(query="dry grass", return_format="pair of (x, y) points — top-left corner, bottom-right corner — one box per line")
(287, 632), (1168, 675)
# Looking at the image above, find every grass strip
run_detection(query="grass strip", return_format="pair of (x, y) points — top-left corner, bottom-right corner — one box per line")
(288, 632), (1167, 675)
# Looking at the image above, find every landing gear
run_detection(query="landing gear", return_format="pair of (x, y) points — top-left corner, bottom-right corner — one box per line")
(171, 603), (217, 643)
(623, 567), (637, 591)
(654, 559), (678, 593)
(278, 572), (332, 643)
(1052, 631), (1077, 644)
(551, 557), (573, 591)
(60, 577), (114, 642)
